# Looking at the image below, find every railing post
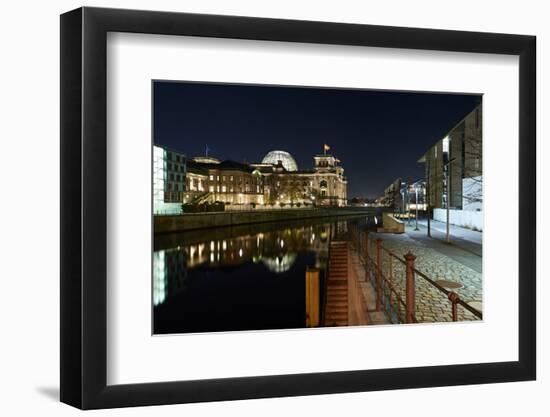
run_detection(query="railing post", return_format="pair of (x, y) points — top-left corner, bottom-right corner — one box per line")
(404, 251), (416, 323)
(448, 292), (459, 322)
(305, 267), (320, 327)
(376, 238), (383, 311)
(364, 231), (369, 275)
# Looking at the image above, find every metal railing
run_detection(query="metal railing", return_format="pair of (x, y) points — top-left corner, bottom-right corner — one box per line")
(349, 224), (482, 324)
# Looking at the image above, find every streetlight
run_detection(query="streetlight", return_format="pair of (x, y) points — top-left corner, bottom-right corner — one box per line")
(443, 157), (456, 243)
(414, 184), (420, 231)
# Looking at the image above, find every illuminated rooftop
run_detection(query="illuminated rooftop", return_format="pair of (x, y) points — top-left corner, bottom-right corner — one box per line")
(261, 150), (298, 172)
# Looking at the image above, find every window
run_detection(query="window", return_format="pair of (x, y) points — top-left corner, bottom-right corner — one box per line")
(222, 186), (226, 193)
(209, 175), (214, 181)
(230, 176), (234, 181)
(175, 155), (180, 162)
(442, 136), (450, 153)
(222, 176), (226, 181)
(209, 186), (214, 192)
(320, 180), (328, 188)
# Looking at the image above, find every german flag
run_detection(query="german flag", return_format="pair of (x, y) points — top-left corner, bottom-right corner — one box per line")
(324, 144), (330, 152)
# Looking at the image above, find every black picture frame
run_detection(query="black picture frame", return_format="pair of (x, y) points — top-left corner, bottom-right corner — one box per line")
(60, 6), (536, 410)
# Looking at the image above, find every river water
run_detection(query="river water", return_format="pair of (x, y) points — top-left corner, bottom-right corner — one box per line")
(153, 215), (378, 334)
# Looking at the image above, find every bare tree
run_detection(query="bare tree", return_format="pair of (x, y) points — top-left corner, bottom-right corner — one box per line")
(461, 112), (483, 208)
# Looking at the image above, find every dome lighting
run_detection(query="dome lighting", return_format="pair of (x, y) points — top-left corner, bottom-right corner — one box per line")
(261, 150), (298, 171)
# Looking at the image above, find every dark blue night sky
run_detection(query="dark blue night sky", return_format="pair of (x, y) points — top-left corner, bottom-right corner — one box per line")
(153, 81), (481, 199)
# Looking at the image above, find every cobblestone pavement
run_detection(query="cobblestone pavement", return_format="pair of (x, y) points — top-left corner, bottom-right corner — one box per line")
(358, 230), (482, 323)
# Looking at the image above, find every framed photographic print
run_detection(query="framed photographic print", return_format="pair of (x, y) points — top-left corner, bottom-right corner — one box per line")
(60, 6), (536, 409)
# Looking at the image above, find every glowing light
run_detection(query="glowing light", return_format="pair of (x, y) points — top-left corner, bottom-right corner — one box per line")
(152, 251), (166, 306)
(239, 248), (243, 257)
(280, 240), (284, 248)
(210, 241), (215, 251)
(261, 150), (298, 171)
(262, 253), (297, 273)
(443, 136), (450, 153)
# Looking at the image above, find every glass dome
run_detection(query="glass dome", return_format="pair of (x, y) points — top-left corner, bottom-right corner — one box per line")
(261, 150), (298, 171)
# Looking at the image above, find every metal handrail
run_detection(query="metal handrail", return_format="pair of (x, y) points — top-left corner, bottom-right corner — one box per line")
(412, 268), (482, 319)
(350, 223), (482, 323)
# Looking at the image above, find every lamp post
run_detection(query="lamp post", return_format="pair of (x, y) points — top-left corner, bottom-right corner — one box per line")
(414, 184), (420, 231)
(426, 159), (431, 237)
(443, 157), (456, 244)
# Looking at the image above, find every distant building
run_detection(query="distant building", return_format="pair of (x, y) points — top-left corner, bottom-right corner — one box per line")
(418, 103), (482, 211)
(384, 178), (406, 211)
(406, 179), (427, 212)
(418, 103), (483, 231)
(153, 146), (348, 214)
(153, 146), (188, 214)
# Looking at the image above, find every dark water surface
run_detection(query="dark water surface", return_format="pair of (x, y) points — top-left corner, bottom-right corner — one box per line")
(153, 215), (376, 334)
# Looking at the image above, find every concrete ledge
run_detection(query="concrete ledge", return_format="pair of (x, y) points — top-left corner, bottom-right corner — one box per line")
(377, 212), (405, 234)
(155, 208), (377, 233)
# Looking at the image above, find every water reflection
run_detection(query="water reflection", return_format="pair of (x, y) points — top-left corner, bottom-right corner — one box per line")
(153, 215), (375, 334)
(262, 253), (297, 273)
(153, 222), (337, 305)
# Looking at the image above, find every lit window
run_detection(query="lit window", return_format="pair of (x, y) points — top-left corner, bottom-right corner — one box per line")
(209, 186), (214, 192)
(209, 175), (214, 181)
(443, 136), (450, 153)
(222, 186), (226, 193)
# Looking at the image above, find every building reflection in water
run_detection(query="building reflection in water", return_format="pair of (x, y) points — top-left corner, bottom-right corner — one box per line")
(152, 221), (346, 306)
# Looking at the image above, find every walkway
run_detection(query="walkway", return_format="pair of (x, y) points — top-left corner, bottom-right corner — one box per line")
(367, 224), (483, 322)
(403, 220), (482, 271)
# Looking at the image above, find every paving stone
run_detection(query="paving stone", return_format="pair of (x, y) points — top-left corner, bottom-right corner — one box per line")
(358, 231), (482, 323)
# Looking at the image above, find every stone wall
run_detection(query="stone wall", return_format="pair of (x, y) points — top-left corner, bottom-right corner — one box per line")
(377, 212), (405, 233)
(155, 207), (375, 233)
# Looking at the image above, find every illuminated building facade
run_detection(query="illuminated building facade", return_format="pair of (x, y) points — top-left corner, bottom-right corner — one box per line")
(153, 146), (188, 214)
(418, 103), (482, 210)
(153, 146), (348, 213)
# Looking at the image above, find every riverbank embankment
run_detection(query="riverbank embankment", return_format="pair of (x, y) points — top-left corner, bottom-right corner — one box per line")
(154, 207), (379, 234)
